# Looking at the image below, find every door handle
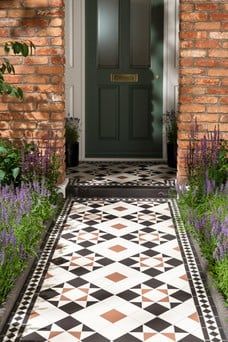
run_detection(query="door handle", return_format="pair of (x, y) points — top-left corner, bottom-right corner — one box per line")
(155, 75), (160, 80)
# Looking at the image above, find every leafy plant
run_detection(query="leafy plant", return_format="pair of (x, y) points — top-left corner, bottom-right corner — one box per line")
(0, 182), (55, 305)
(65, 117), (80, 144)
(0, 140), (20, 185)
(0, 40), (35, 99)
(177, 122), (228, 302)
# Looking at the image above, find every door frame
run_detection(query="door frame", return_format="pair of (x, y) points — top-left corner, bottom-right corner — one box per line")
(65, 0), (179, 161)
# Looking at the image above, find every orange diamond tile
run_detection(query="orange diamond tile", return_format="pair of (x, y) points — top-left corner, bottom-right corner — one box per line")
(114, 206), (127, 212)
(111, 223), (127, 230)
(101, 309), (126, 323)
(105, 272), (127, 282)
(109, 244), (126, 252)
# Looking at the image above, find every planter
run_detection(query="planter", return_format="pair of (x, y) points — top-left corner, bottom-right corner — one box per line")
(66, 141), (79, 167)
(167, 142), (177, 168)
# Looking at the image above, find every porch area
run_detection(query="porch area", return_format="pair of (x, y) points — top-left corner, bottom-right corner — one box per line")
(1, 163), (226, 342)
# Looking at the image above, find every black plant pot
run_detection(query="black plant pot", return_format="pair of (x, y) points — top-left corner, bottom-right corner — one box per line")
(66, 141), (79, 167)
(167, 142), (177, 168)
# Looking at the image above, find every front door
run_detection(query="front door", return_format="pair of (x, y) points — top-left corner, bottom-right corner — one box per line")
(85, 0), (164, 158)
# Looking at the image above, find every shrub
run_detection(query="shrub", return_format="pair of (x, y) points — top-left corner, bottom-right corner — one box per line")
(0, 139), (60, 202)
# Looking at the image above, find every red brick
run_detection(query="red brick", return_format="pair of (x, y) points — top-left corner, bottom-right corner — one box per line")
(208, 49), (228, 58)
(194, 22), (221, 30)
(208, 69), (228, 77)
(180, 31), (207, 39)
(25, 56), (49, 65)
(21, 18), (49, 27)
(36, 47), (64, 55)
(51, 37), (63, 46)
(195, 4), (219, 11)
(179, 104), (205, 113)
(208, 87), (228, 95)
(180, 49), (207, 58)
(49, 0), (64, 6)
(180, 4), (194, 11)
(23, 0), (49, 7)
(194, 96), (218, 104)
(195, 40), (220, 48)
(220, 97), (228, 105)
(0, 10), (7, 17)
(180, 68), (204, 75)
(207, 105), (228, 113)
(209, 32), (228, 40)
(8, 9), (36, 17)
(194, 58), (217, 67)
(180, 86), (206, 95)
(181, 12), (208, 22)
(210, 13), (228, 21)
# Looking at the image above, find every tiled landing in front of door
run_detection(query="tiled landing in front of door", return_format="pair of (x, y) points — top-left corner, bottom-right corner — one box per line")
(2, 198), (225, 342)
(67, 162), (176, 187)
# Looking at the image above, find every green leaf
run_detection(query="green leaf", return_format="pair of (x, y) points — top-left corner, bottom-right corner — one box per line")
(22, 43), (29, 57)
(0, 169), (6, 181)
(0, 146), (7, 154)
(12, 167), (20, 180)
(4, 43), (10, 54)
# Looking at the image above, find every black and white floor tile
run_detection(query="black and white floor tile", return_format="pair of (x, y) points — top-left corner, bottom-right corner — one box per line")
(2, 198), (225, 342)
(67, 163), (176, 187)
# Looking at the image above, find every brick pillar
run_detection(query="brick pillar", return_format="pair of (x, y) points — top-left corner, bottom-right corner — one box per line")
(0, 0), (65, 182)
(178, 0), (228, 182)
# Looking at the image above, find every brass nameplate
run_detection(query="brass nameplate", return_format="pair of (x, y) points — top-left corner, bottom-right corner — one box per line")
(111, 73), (138, 82)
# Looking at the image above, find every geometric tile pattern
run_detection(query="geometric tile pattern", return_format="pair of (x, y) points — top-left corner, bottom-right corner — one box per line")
(67, 162), (176, 187)
(2, 198), (225, 342)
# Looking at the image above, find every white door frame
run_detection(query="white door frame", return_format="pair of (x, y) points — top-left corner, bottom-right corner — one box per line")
(65, 0), (179, 161)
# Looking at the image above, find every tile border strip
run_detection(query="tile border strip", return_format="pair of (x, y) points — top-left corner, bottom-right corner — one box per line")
(169, 198), (225, 342)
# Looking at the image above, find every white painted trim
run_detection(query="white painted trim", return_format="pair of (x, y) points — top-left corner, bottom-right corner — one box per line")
(68, 0), (179, 161)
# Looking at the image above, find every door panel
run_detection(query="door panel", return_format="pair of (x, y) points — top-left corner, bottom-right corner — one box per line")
(97, 0), (119, 67)
(130, 0), (151, 67)
(98, 87), (119, 139)
(86, 0), (164, 158)
(130, 87), (151, 139)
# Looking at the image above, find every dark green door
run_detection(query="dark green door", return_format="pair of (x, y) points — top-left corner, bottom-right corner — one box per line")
(85, 0), (164, 158)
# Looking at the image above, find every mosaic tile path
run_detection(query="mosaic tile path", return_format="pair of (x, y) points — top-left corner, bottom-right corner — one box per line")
(2, 198), (225, 342)
(67, 162), (176, 187)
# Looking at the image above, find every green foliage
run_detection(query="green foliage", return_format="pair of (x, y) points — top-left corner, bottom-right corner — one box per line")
(0, 189), (55, 305)
(0, 40), (35, 100)
(65, 117), (80, 144)
(213, 258), (228, 303)
(164, 110), (178, 144)
(0, 140), (21, 185)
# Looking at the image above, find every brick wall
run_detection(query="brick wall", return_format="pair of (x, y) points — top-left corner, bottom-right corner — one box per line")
(0, 0), (65, 181)
(178, 0), (228, 181)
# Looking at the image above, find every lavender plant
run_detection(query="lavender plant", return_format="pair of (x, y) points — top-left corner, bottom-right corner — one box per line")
(177, 121), (228, 302)
(0, 182), (54, 305)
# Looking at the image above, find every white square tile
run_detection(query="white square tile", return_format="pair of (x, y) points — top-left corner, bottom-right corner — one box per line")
(94, 218), (144, 237)
(100, 201), (141, 217)
(73, 296), (153, 340)
(106, 173), (138, 183)
(88, 237), (146, 261)
(81, 262), (150, 294)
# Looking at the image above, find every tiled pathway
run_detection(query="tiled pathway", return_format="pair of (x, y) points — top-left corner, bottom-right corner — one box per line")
(2, 197), (225, 341)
